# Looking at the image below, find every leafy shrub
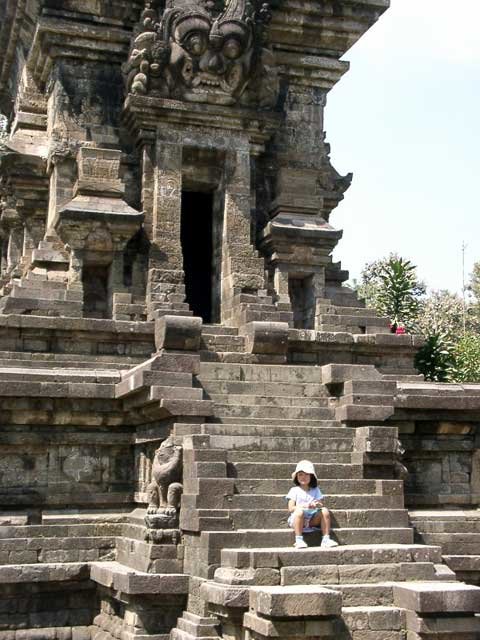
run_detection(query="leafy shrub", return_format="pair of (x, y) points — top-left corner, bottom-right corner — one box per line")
(453, 334), (480, 383)
(414, 333), (456, 382)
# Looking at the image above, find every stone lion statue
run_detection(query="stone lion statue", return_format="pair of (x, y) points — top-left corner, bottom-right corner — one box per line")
(146, 437), (183, 519)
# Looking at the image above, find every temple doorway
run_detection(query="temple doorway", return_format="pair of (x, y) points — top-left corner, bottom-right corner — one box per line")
(180, 191), (215, 323)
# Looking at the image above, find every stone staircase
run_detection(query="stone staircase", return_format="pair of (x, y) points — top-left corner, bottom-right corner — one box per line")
(410, 510), (480, 585)
(315, 299), (392, 334)
(0, 236), (82, 317)
(176, 360), (480, 639)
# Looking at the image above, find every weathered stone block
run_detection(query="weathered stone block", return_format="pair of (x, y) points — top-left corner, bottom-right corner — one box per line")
(393, 582), (480, 613)
(155, 314), (203, 351)
(243, 322), (289, 357)
(249, 585), (342, 618)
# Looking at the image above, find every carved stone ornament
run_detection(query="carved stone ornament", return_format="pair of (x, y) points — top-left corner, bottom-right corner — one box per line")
(145, 436), (183, 528)
(124, 0), (278, 107)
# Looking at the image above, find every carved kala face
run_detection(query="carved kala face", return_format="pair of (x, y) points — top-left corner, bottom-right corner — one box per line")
(168, 13), (253, 105)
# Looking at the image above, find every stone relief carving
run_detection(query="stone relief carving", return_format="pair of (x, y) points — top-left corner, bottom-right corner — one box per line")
(124, 0), (278, 107)
(145, 436), (183, 528)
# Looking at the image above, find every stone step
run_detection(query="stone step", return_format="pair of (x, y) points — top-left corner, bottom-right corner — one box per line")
(116, 537), (183, 574)
(341, 393), (396, 407)
(0, 535), (116, 564)
(239, 309), (292, 324)
(0, 561), (90, 585)
(410, 511), (480, 534)
(172, 615), (221, 640)
(398, 382), (480, 396)
(343, 380), (397, 395)
(229, 462), (363, 479)
(228, 494), (404, 510)
(417, 532), (480, 544)
(192, 422), (347, 436)
(225, 451), (353, 463)
(335, 583), (397, 607)
(202, 325), (239, 336)
(206, 394), (330, 408)
(232, 478), (402, 495)
(115, 371), (198, 400)
(11, 284), (67, 301)
(328, 307), (384, 319)
(220, 543), (441, 570)
(392, 581), (480, 614)
(197, 380), (329, 397)
(0, 367), (121, 383)
(205, 527), (414, 549)
(215, 509), (410, 530)
(426, 541), (480, 556)
(212, 404), (335, 420)
(16, 278), (67, 290)
(211, 417), (339, 427)
(0, 350), (140, 370)
(201, 335), (246, 351)
(205, 434), (353, 452)
(0, 358), (131, 370)
(280, 562), (437, 586)
(116, 370), (194, 397)
(342, 606), (406, 633)
(443, 555), (480, 572)
(415, 521), (480, 534)
(0, 379), (116, 398)
(198, 363), (324, 383)
(318, 313), (389, 325)
(31, 248), (69, 263)
(0, 296), (81, 316)
(90, 561), (189, 594)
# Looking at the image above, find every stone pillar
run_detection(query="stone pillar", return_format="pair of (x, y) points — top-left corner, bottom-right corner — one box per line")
(7, 225), (24, 274)
(273, 266), (289, 305)
(259, 84), (347, 328)
(108, 251), (127, 314)
(220, 148), (265, 326)
(68, 250), (84, 295)
(145, 138), (189, 320)
(22, 215), (45, 265)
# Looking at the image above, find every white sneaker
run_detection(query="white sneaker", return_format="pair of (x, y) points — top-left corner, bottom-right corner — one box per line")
(320, 535), (338, 548)
(293, 539), (308, 549)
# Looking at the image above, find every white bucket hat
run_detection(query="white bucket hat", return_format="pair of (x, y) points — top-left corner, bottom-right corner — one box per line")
(291, 460), (317, 481)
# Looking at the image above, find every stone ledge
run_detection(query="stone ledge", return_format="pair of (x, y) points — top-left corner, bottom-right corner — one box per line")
(89, 561), (189, 594)
(200, 581), (249, 609)
(249, 585), (341, 618)
(393, 581), (480, 613)
(243, 611), (341, 638)
(0, 562), (89, 583)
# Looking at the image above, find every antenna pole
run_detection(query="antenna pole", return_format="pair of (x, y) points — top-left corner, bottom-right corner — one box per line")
(462, 241), (467, 335)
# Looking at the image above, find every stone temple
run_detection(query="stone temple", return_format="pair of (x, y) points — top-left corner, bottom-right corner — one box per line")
(0, 0), (479, 638)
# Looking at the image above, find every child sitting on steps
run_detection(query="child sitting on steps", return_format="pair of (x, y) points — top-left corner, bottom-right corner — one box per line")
(286, 460), (339, 549)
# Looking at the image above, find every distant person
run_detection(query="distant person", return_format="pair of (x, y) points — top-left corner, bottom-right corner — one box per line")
(286, 460), (338, 549)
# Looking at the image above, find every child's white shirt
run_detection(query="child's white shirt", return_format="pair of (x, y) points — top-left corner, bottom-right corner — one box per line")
(285, 485), (324, 506)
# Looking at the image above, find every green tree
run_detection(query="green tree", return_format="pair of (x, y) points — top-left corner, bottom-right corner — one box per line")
(467, 261), (480, 332)
(415, 290), (464, 339)
(469, 261), (480, 302)
(453, 333), (480, 383)
(358, 256), (425, 331)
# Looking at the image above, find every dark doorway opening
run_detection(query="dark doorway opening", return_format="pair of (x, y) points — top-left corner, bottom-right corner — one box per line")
(289, 276), (315, 330)
(82, 264), (110, 318)
(181, 191), (214, 322)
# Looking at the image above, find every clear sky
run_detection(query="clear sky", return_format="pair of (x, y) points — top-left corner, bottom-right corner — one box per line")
(326, 0), (480, 294)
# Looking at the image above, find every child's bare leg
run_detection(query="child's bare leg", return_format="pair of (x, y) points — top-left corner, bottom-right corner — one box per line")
(310, 508), (331, 535)
(292, 508), (305, 536)
(320, 507), (331, 535)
